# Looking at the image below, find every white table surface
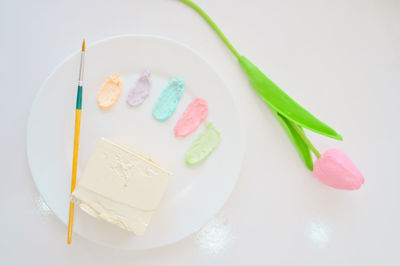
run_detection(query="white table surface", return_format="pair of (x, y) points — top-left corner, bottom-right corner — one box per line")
(1, 0), (399, 265)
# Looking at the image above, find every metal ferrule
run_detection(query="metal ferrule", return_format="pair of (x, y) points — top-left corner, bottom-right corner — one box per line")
(78, 51), (85, 84)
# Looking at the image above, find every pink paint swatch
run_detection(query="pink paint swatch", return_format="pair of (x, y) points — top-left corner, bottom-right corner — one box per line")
(174, 98), (208, 137)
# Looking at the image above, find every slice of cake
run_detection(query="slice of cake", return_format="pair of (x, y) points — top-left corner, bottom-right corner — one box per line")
(72, 138), (172, 235)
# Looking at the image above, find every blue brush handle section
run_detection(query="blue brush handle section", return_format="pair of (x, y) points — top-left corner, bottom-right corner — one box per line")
(76, 86), (82, 110)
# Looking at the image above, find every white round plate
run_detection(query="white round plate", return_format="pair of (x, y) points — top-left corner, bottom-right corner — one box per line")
(27, 35), (243, 250)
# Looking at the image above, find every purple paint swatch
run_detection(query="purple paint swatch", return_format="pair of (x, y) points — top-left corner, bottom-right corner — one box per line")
(127, 70), (151, 106)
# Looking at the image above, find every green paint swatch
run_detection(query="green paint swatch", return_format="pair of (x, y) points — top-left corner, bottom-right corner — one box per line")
(185, 122), (221, 165)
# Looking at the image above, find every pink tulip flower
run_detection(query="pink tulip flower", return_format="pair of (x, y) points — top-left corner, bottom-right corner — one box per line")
(313, 149), (364, 190)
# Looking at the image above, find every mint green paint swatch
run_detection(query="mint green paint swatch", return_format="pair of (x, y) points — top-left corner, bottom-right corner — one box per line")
(185, 122), (221, 165)
(152, 77), (185, 121)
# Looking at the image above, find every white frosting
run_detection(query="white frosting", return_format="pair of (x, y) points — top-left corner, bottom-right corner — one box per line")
(72, 138), (172, 235)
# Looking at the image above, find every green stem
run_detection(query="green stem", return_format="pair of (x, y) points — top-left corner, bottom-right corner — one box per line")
(288, 120), (321, 158)
(179, 0), (240, 59)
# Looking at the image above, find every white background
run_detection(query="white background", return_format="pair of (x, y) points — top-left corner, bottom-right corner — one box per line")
(1, 0), (399, 265)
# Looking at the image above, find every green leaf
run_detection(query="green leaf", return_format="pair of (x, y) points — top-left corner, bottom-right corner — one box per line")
(274, 112), (313, 170)
(238, 56), (343, 140)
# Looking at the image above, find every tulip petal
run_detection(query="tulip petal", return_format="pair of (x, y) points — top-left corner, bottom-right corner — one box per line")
(313, 149), (364, 190)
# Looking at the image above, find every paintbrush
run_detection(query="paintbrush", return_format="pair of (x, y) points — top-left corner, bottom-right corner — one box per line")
(67, 39), (85, 244)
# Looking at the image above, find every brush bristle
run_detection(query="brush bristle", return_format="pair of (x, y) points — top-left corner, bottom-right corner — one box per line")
(82, 39), (85, 52)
